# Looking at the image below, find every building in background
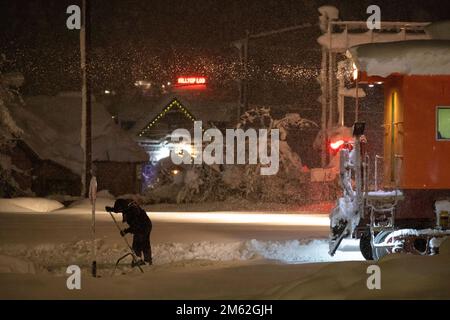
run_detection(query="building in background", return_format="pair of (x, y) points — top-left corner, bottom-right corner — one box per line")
(106, 76), (238, 191)
(8, 92), (148, 196)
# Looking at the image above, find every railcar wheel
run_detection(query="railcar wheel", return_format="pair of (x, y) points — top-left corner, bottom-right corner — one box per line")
(373, 230), (392, 261)
(412, 237), (428, 255)
(359, 229), (373, 260)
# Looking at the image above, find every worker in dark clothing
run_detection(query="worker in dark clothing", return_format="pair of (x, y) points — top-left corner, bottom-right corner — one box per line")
(106, 199), (152, 265)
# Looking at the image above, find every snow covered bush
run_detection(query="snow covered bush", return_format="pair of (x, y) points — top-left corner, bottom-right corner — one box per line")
(144, 107), (317, 204)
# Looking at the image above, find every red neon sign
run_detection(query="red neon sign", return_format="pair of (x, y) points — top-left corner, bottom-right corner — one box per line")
(177, 77), (206, 85)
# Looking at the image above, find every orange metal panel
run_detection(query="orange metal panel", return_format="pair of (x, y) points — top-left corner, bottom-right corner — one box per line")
(401, 76), (450, 189)
(382, 75), (450, 189)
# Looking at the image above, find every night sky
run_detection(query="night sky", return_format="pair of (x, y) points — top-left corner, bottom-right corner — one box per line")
(2, 0), (450, 96)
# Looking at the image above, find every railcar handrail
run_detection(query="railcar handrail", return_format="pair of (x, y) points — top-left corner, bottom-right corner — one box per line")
(374, 154), (383, 191)
(394, 154), (404, 197)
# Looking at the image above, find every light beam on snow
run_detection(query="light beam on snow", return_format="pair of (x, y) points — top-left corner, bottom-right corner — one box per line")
(149, 212), (329, 226)
(49, 202), (330, 227)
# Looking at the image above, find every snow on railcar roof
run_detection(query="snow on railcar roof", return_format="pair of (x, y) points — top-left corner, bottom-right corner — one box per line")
(348, 40), (450, 77)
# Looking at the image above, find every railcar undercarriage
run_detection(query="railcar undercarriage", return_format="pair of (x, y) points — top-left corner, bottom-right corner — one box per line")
(329, 123), (450, 260)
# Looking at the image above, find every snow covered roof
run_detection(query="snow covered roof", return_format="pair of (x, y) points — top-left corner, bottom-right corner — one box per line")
(349, 40), (450, 77)
(318, 28), (430, 51)
(338, 87), (366, 98)
(130, 94), (236, 136)
(9, 92), (148, 174)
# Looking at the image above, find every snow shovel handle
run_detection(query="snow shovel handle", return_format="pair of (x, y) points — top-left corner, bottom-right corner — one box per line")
(107, 211), (145, 274)
(108, 210), (123, 232)
(108, 211), (135, 251)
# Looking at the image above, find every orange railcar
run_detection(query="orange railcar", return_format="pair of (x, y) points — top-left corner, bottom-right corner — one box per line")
(360, 72), (450, 221)
(328, 39), (450, 260)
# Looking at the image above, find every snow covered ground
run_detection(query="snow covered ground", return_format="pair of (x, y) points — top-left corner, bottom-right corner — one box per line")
(0, 197), (449, 299)
(0, 197), (64, 213)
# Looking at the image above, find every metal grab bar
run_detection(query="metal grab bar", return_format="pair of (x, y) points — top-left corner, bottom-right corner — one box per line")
(394, 154), (404, 190)
(374, 155), (383, 191)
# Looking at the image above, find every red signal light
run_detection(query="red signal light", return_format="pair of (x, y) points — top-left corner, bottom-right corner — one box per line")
(330, 139), (345, 150)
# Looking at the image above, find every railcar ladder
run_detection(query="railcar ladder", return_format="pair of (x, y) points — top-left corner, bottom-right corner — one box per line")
(366, 154), (405, 236)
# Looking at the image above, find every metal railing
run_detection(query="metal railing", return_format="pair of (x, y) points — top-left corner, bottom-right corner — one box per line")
(322, 21), (430, 51)
(374, 154), (383, 191)
(394, 154), (404, 190)
(330, 21), (430, 30)
(373, 153), (403, 191)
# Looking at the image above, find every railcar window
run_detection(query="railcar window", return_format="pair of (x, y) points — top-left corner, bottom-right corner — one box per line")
(437, 107), (450, 140)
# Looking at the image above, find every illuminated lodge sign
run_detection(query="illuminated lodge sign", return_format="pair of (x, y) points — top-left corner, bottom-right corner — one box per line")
(177, 77), (206, 85)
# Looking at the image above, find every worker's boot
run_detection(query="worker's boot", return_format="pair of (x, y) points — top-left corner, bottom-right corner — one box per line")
(131, 259), (145, 268)
(144, 248), (152, 265)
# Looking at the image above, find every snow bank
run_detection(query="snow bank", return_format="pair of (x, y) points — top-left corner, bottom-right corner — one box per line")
(245, 239), (363, 263)
(0, 255), (35, 274)
(47, 194), (81, 203)
(1, 244), (448, 299)
(63, 194), (115, 214)
(154, 239), (362, 265)
(96, 190), (115, 199)
(0, 239), (362, 276)
(349, 40), (450, 77)
(0, 197), (64, 213)
(47, 190), (115, 214)
(267, 238), (450, 299)
(425, 21), (450, 40)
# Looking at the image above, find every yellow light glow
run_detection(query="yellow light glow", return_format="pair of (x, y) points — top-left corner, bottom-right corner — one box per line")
(352, 63), (358, 80)
(148, 212), (329, 226)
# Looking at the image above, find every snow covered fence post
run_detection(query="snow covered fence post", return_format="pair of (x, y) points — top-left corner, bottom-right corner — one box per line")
(89, 168), (97, 277)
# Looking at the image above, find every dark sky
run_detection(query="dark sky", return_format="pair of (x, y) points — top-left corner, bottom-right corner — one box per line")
(1, 0), (450, 95)
(2, 0), (449, 46)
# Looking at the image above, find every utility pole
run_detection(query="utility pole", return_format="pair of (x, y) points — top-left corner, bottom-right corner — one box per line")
(232, 23), (312, 122)
(81, 0), (96, 278)
(236, 30), (249, 122)
(80, 0), (92, 198)
(320, 48), (328, 167)
(243, 30), (249, 112)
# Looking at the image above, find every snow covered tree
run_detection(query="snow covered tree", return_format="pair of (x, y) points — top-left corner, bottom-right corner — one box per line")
(144, 107), (317, 204)
(0, 54), (26, 197)
(234, 108), (317, 203)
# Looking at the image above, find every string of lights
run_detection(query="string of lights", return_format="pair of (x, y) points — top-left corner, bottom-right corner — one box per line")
(138, 99), (196, 137)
